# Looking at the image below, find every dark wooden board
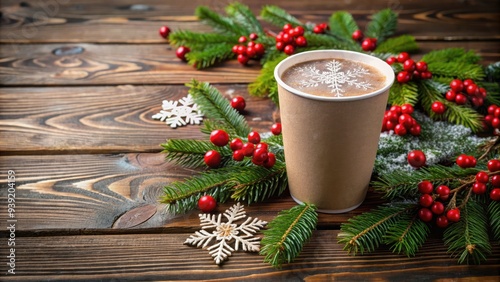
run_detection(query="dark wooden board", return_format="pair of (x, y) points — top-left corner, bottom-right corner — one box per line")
(1, 0), (499, 43)
(0, 231), (498, 281)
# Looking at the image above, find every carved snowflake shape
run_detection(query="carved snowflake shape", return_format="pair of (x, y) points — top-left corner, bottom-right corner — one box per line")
(184, 203), (267, 265)
(152, 94), (204, 128)
(297, 59), (373, 97)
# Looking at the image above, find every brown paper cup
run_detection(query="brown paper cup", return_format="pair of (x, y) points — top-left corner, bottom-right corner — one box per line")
(274, 50), (395, 213)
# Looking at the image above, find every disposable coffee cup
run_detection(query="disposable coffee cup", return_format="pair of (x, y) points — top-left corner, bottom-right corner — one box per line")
(274, 50), (395, 213)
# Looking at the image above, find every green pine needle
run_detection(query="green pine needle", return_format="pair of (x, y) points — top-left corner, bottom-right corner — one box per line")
(422, 48), (481, 65)
(488, 200), (500, 241)
(305, 33), (360, 51)
(248, 55), (286, 104)
(168, 30), (239, 49)
(195, 6), (245, 35)
(260, 5), (303, 28)
(375, 35), (419, 54)
(230, 161), (288, 204)
(388, 81), (419, 106)
(225, 2), (264, 34)
(186, 43), (235, 69)
(427, 62), (485, 81)
(328, 11), (359, 43)
(444, 200), (492, 264)
(365, 9), (398, 43)
(338, 203), (411, 255)
(383, 208), (430, 257)
(162, 139), (217, 168)
(260, 203), (318, 268)
(187, 80), (251, 136)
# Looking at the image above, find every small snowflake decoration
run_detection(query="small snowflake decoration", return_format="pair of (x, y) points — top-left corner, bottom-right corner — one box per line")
(297, 60), (373, 97)
(184, 203), (267, 265)
(152, 95), (204, 128)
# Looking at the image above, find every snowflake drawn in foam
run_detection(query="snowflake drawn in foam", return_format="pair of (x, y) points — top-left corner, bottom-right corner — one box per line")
(297, 60), (373, 97)
(152, 94), (204, 128)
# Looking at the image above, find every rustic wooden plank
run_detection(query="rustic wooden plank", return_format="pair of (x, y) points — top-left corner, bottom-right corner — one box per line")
(0, 231), (498, 280)
(1, 0), (498, 43)
(0, 85), (275, 153)
(0, 41), (498, 86)
(0, 153), (385, 232)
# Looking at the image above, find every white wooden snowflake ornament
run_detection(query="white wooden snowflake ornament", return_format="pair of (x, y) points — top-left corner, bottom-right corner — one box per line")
(152, 94), (204, 128)
(184, 203), (267, 265)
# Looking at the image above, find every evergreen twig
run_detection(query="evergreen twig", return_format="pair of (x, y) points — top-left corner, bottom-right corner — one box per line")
(488, 200), (500, 240)
(375, 35), (418, 54)
(195, 6), (245, 35)
(225, 2), (264, 34)
(365, 9), (398, 43)
(260, 5), (304, 29)
(186, 43), (235, 69)
(383, 209), (430, 257)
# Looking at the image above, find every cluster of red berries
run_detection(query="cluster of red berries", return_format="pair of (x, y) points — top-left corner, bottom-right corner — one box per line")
(232, 33), (266, 65)
(382, 104), (421, 137)
(484, 104), (500, 131)
(445, 78), (487, 107)
(416, 180), (458, 228)
(312, 22), (329, 34)
(455, 154), (477, 168)
(351, 29), (377, 52)
(275, 24), (307, 55)
(386, 52), (432, 83)
(458, 158), (500, 200)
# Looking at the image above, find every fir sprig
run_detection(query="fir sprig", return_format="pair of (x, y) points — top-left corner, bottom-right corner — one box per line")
(388, 81), (419, 106)
(260, 203), (318, 268)
(374, 35), (418, 54)
(168, 30), (238, 48)
(444, 200), (492, 264)
(488, 200), (500, 240)
(162, 139), (220, 168)
(225, 2), (264, 34)
(328, 11), (360, 49)
(383, 210), (430, 257)
(260, 5), (304, 29)
(248, 55), (285, 104)
(364, 9), (398, 43)
(195, 6), (246, 35)
(186, 43), (235, 69)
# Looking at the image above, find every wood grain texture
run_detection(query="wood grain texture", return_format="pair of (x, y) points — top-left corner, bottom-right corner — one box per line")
(0, 153), (385, 232)
(0, 231), (497, 281)
(0, 85), (275, 153)
(0, 0), (498, 43)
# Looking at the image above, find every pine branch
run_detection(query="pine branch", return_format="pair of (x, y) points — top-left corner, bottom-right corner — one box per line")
(418, 80), (483, 132)
(427, 61), (485, 81)
(168, 30), (239, 48)
(444, 200), (492, 264)
(338, 203), (411, 255)
(225, 2), (263, 34)
(483, 82), (500, 106)
(186, 43), (235, 69)
(383, 207), (430, 257)
(260, 5), (303, 29)
(195, 6), (245, 35)
(388, 81), (419, 106)
(248, 55), (286, 104)
(422, 48), (481, 65)
(305, 33), (360, 51)
(375, 35), (418, 54)
(160, 170), (233, 214)
(364, 9), (398, 43)
(161, 139), (234, 168)
(328, 11), (359, 43)
(488, 200), (500, 241)
(187, 80), (251, 136)
(230, 162), (288, 204)
(260, 203), (318, 268)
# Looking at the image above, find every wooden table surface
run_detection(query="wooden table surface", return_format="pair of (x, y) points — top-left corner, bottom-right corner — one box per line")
(1, 0), (500, 281)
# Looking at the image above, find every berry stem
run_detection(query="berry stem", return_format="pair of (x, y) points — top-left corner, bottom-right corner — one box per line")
(477, 136), (500, 161)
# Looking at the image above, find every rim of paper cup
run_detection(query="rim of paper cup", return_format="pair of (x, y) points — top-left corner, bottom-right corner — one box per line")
(274, 50), (395, 102)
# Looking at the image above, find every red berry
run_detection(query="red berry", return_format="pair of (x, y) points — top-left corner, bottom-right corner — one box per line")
(294, 26), (305, 36)
(472, 182), (487, 194)
(247, 42), (255, 49)
(471, 97), (484, 107)
(431, 201), (445, 215)
(397, 71), (411, 83)
(419, 194), (434, 207)
(463, 79), (474, 87)
(431, 101), (446, 114)
(249, 33), (258, 41)
(490, 188), (500, 201)
(210, 129), (229, 147)
(397, 52), (410, 63)
(436, 185), (450, 201)
(479, 87), (487, 98)
(420, 71), (433, 80)
(204, 150), (221, 168)
(407, 150), (426, 168)
(436, 215), (449, 228)
(263, 152), (276, 169)
(236, 45), (246, 54)
(254, 43), (265, 55)
(276, 41), (285, 51)
(445, 90), (456, 102)
(275, 32), (284, 42)
(454, 94), (467, 105)
(403, 59), (416, 72)
(283, 23), (293, 31)
(385, 120), (396, 131)
(230, 96), (246, 111)
(401, 104), (414, 115)
(485, 114), (494, 126)
(492, 117), (500, 129)
(230, 138), (243, 151)
(450, 79), (464, 92)
(410, 124), (422, 136)
(176, 46), (190, 61)
(446, 208), (460, 222)
(237, 54), (249, 65)
(281, 33), (293, 44)
(233, 150), (245, 161)
(418, 208), (433, 222)
(232, 45), (239, 54)
(295, 36), (307, 47)
(495, 108), (500, 118)
(284, 44), (295, 55)
(456, 154), (470, 168)
(352, 29), (363, 41)
(246, 46), (256, 58)
(198, 195), (217, 213)
(476, 171), (489, 183)
(241, 143), (255, 157)
(361, 38), (376, 51)
(271, 123), (282, 135)
(386, 57), (397, 65)
(390, 105), (402, 115)
(415, 61), (428, 72)
(394, 124), (407, 136)
(398, 114), (414, 129)
(491, 175), (500, 186)
(412, 70), (421, 80)
(256, 142), (268, 151)
(253, 148), (269, 163)
(466, 84), (478, 96)
(159, 26), (171, 38)
(313, 25), (324, 34)
(318, 23), (329, 30)
(248, 131), (261, 144)
(238, 36), (247, 43)
(418, 180), (434, 194)
(468, 156), (476, 167)
(488, 159), (500, 172)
